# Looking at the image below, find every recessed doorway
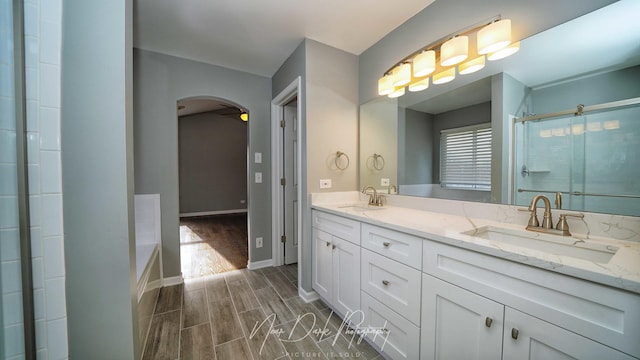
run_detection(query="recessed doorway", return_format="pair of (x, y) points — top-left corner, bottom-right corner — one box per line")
(176, 97), (249, 277)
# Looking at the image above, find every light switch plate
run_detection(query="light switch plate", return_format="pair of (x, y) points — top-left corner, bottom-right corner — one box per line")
(254, 152), (262, 163)
(320, 179), (332, 189)
(381, 178), (390, 186)
(255, 172), (262, 183)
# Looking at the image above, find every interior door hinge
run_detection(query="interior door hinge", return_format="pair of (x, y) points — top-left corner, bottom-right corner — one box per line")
(280, 120), (286, 128)
(281, 235), (287, 243)
(280, 178), (286, 186)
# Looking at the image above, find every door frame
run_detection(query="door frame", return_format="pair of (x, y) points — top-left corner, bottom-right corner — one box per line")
(271, 77), (303, 266)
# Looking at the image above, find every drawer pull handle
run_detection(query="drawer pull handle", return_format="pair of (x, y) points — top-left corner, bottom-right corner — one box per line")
(332, 244), (336, 249)
(382, 242), (391, 247)
(382, 280), (390, 286)
(511, 328), (519, 340)
(485, 317), (493, 328)
(326, 241), (331, 247)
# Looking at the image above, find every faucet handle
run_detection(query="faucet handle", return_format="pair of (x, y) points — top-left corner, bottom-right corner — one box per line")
(376, 194), (386, 206)
(518, 207), (539, 227)
(555, 213), (585, 236)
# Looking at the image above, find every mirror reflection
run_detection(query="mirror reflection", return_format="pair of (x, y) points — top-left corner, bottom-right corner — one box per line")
(359, 1), (640, 216)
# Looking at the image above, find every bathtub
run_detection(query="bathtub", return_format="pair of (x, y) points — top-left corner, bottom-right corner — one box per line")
(135, 194), (163, 347)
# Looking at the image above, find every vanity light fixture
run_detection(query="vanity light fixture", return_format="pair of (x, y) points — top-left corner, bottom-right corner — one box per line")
(388, 87), (406, 98)
(378, 74), (394, 96)
(487, 41), (520, 61)
(432, 68), (456, 85)
(409, 77), (430, 92)
(392, 63), (412, 87)
(441, 36), (469, 66)
(477, 19), (512, 54)
(458, 55), (486, 75)
(378, 16), (519, 98)
(413, 50), (436, 77)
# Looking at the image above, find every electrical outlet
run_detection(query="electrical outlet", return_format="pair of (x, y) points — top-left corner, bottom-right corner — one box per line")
(255, 172), (262, 183)
(254, 152), (262, 163)
(320, 179), (332, 189)
(381, 178), (390, 186)
(256, 237), (263, 248)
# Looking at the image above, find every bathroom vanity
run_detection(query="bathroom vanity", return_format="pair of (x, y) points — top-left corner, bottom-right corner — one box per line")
(311, 193), (640, 360)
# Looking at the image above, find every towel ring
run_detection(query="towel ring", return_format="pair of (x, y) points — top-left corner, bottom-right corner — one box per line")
(335, 151), (350, 170)
(373, 153), (385, 170)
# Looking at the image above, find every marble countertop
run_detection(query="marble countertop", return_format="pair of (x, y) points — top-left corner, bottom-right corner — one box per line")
(312, 201), (640, 295)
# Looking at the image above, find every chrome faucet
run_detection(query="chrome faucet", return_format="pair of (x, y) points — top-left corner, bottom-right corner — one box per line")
(522, 194), (583, 236)
(362, 185), (383, 206)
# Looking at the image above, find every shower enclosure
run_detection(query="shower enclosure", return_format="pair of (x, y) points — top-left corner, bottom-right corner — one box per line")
(514, 98), (640, 216)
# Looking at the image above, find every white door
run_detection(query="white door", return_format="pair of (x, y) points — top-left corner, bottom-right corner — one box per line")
(283, 99), (298, 264)
(421, 274), (504, 360)
(503, 307), (634, 360)
(332, 237), (361, 323)
(312, 228), (332, 301)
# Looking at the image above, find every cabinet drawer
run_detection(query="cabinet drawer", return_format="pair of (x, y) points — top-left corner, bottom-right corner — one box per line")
(362, 249), (421, 324)
(361, 292), (420, 360)
(423, 240), (640, 358)
(361, 223), (423, 269)
(312, 210), (360, 244)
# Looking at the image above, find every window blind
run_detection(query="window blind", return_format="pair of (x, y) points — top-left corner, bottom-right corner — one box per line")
(440, 123), (492, 190)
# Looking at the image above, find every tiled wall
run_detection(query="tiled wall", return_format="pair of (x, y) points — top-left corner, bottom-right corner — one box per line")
(1, 0), (26, 357)
(25, 0), (68, 358)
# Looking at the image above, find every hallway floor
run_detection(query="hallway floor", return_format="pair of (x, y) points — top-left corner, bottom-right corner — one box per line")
(141, 265), (383, 360)
(180, 214), (248, 278)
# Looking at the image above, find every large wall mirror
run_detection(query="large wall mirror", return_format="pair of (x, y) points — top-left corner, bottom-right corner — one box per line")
(359, 1), (640, 216)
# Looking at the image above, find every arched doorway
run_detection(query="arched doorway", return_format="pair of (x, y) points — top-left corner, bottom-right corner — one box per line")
(176, 97), (250, 277)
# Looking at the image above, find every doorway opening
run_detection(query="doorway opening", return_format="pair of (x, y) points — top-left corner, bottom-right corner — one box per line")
(272, 77), (302, 271)
(177, 97), (249, 277)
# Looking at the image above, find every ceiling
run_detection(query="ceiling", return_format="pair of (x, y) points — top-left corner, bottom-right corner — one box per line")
(134, 0), (435, 77)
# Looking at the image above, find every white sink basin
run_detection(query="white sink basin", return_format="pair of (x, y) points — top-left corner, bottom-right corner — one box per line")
(462, 226), (619, 264)
(336, 203), (386, 212)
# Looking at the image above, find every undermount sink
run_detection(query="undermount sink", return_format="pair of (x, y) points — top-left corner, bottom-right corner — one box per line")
(336, 203), (386, 212)
(462, 226), (619, 264)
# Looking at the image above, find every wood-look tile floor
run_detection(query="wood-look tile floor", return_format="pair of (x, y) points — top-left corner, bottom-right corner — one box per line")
(180, 214), (248, 278)
(142, 265), (384, 360)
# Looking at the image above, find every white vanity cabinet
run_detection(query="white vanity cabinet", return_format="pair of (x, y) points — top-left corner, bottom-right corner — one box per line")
(422, 240), (640, 359)
(311, 210), (361, 321)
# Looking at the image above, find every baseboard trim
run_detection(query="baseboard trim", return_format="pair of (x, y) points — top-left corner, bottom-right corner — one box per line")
(163, 275), (184, 286)
(247, 259), (273, 270)
(298, 287), (319, 303)
(180, 209), (248, 217)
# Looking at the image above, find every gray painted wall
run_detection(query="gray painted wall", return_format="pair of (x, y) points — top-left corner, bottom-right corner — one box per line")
(432, 102), (492, 184)
(360, 98), (398, 190)
(358, 0), (616, 105)
(271, 39), (358, 292)
(531, 65), (640, 114)
(178, 111), (248, 214)
(61, 0), (139, 358)
(401, 108), (433, 185)
(134, 49), (272, 277)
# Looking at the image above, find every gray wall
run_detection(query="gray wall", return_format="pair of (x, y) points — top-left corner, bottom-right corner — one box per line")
(400, 108), (433, 185)
(531, 65), (640, 114)
(271, 39), (359, 292)
(178, 111), (248, 214)
(432, 102), (492, 184)
(358, 0), (617, 105)
(134, 49), (272, 277)
(62, 0), (139, 358)
(360, 98), (398, 189)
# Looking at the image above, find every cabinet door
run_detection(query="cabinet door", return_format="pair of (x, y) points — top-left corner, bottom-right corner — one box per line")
(333, 236), (361, 323)
(421, 274), (503, 360)
(312, 228), (333, 301)
(503, 307), (635, 360)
